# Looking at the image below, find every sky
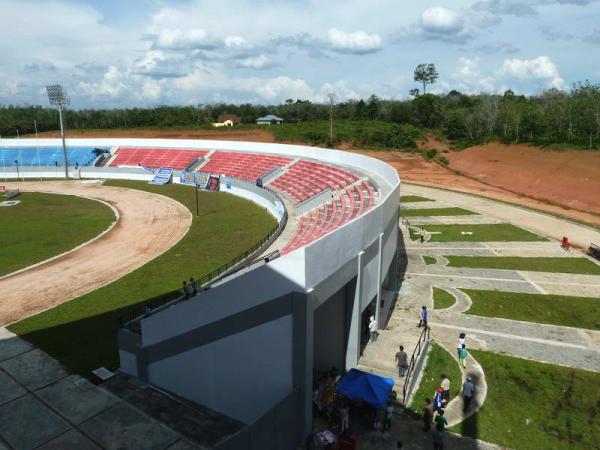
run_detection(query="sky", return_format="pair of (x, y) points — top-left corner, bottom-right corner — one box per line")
(0, 0), (599, 108)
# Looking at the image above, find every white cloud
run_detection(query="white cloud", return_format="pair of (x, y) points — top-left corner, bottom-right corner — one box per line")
(421, 7), (464, 33)
(224, 35), (250, 49)
(153, 28), (220, 50)
(327, 29), (382, 54)
(502, 56), (564, 88)
(452, 57), (496, 93)
(412, 6), (472, 43)
(236, 54), (272, 69)
(132, 51), (191, 78)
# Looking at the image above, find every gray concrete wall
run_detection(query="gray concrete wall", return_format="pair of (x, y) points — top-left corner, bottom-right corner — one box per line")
(148, 314), (294, 425)
(313, 286), (350, 374)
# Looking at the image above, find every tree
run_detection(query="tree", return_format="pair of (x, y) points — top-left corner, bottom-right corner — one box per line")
(366, 94), (381, 120)
(414, 63), (439, 94)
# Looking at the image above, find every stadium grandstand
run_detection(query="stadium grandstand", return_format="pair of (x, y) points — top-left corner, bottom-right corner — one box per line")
(109, 147), (208, 170)
(0, 139), (400, 450)
(0, 146), (106, 166)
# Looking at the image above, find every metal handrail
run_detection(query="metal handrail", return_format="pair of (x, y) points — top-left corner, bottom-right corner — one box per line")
(402, 325), (429, 405)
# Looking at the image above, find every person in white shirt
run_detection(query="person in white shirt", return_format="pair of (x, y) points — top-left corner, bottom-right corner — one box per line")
(457, 332), (466, 357)
(369, 316), (378, 342)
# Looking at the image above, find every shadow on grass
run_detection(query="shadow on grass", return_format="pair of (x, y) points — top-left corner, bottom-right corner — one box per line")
(8, 290), (180, 377)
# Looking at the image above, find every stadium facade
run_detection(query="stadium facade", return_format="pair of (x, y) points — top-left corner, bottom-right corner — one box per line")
(1, 139), (400, 449)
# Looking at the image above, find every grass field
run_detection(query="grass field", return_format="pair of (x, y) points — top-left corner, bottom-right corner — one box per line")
(400, 195), (431, 202)
(463, 289), (600, 330)
(421, 224), (547, 242)
(9, 181), (276, 375)
(0, 192), (115, 277)
(422, 255), (437, 265)
(446, 256), (600, 275)
(452, 350), (600, 450)
(400, 207), (477, 217)
(409, 343), (462, 415)
(433, 287), (456, 309)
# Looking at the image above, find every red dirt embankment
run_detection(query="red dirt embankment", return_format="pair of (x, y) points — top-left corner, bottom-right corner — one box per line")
(38, 128), (275, 142)
(448, 143), (600, 215)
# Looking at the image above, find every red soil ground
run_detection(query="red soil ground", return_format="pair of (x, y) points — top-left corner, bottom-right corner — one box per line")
(38, 128), (600, 227)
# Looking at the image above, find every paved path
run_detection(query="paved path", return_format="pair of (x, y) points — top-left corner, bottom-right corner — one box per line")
(361, 186), (600, 432)
(0, 328), (200, 449)
(403, 183), (600, 249)
(0, 181), (191, 326)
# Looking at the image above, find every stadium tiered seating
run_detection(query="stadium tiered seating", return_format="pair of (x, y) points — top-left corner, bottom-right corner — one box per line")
(270, 160), (359, 204)
(199, 152), (292, 180)
(110, 148), (208, 170)
(0, 146), (104, 166)
(281, 181), (376, 254)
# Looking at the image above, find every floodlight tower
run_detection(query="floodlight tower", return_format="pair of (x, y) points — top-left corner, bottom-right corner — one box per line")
(327, 93), (337, 147)
(46, 84), (70, 177)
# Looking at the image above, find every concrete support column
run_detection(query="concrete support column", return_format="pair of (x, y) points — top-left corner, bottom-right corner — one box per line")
(345, 252), (363, 370)
(375, 233), (384, 328)
(293, 291), (313, 442)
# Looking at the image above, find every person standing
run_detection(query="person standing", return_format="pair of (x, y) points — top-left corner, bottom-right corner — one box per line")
(422, 398), (434, 432)
(432, 409), (448, 450)
(369, 316), (378, 343)
(418, 306), (428, 328)
(433, 387), (444, 413)
(458, 344), (469, 369)
(182, 280), (191, 299)
(190, 277), (198, 296)
(457, 333), (466, 358)
(383, 402), (394, 432)
(339, 402), (349, 433)
(440, 374), (450, 403)
(463, 376), (475, 412)
(395, 345), (408, 377)
(420, 229), (425, 243)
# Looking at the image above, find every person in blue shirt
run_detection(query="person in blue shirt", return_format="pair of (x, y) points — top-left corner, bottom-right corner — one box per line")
(418, 305), (428, 328)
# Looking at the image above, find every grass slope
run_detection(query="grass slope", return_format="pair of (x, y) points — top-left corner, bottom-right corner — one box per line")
(400, 207), (477, 217)
(463, 289), (600, 330)
(433, 287), (456, 310)
(9, 181), (276, 375)
(0, 192), (115, 277)
(446, 256), (600, 275)
(422, 224), (547, 242)
(452, 350), (600, 450)
(400, 195), (431, 203)
(410, 343), (462, 415)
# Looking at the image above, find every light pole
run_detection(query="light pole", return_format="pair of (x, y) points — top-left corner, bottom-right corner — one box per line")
(14, 160), (21, 181)
(46, 84), (70, 178)
(327, 93), (337, 147)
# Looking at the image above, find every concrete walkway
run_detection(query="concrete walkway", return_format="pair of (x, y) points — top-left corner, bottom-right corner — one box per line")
(403, 183), (600, 249)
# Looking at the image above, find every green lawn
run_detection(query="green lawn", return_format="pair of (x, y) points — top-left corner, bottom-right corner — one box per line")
(0, 192), (115, 277)
(421, 224), (547, 242)
(410, 343), (462, 414)
(463, 289), (600, 330)
(446, 256), (600, 275)
(400, 207), (478, 217)
(400, 195), (431, 203)
(451, 350), (600, 450)
(433, 287), (456, 309)
(422, 255), (437, 265)
(9, 180), (276, 375)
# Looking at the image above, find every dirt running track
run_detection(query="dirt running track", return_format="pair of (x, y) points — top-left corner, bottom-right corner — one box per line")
(0, 181), (191, 326)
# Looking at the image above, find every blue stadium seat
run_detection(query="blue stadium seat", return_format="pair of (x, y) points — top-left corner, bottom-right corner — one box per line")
(0, 147), (107, 167)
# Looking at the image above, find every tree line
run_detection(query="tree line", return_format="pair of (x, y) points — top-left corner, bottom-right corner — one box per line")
(1, 81), (599, 149)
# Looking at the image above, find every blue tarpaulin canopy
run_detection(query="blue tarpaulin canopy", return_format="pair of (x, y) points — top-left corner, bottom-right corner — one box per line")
(336, 369), (394, 408)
